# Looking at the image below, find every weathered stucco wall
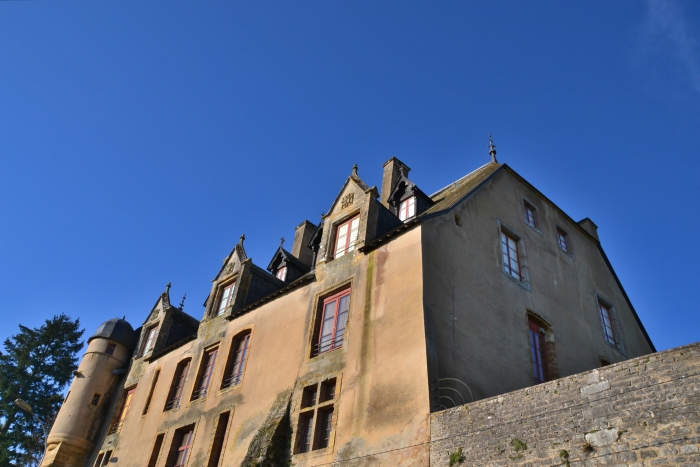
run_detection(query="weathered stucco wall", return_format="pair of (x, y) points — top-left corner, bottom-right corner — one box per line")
(421, 168), (654, 406)
(430, 342), (700, 467)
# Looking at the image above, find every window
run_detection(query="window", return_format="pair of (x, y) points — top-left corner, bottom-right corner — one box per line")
(147, 433), (165, 467)
(398, 196), (416, 221)
(165, 425), (195, 467)
(143, 369), (161, 415)
(91, 394), (101, 406)
(192, 347), (218, 401)
(105, 343), (116, 355)
(333, 216), (360, 259)
(598, 300), (620, 349)
(276, 266), (287, 281)
(221, 332), (251, 389)
(108, 386), (136, 434)
(216, 283), (235, 316)
(313, 289), (350, 356)
(206, 411), (231, 467)
(100, 451), (112, 467)
(165, 359), (191, 411)
(141, 325), (159, 356)
(501, 230), (522, 281)
(557, 227), (570, 253)
(93, 453), (104, 467)
(294, 378), (337, 454)
(524, 202), (537, 229)
(528, 320), (548, 384)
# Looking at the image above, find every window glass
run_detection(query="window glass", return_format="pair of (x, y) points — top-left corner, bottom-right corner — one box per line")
(501, 231), (521, 280)
(276, 266), (287, 281)
(217, 283), (235, 316)
(316, 290), (351, 356)
(193, 348), (218, 400)
(599, 302), (617, 346)
(165, 360), (191, 411)
(222, 333), (251, 389)
(142, 326), (158, 355)
(528, 321), (547, 383)
(399, 196), (416, 221)
(333, 216), (360, 258)
(557, 228), (569, 253)
(524, 203), (536, 228)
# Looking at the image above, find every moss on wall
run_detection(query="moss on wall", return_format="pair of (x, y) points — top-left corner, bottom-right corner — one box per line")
(241, 390), (293, 467)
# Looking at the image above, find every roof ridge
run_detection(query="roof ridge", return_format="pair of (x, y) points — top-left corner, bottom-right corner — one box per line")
(429, 161), (499, 198)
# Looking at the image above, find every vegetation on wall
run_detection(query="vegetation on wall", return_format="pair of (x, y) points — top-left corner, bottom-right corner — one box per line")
(0, 315), (84, 467)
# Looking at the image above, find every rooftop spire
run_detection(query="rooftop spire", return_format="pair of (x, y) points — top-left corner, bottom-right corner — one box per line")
(280, 237), (285, 247)
(166, 282), (171, 293)
(352, 164), (358, 176)
(488, 135), (497, 162)
(179, 294), (186, 310)
(239, 234), (245, 245)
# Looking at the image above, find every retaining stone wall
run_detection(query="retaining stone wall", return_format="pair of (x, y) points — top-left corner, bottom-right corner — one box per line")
(430, 342), (700, 467)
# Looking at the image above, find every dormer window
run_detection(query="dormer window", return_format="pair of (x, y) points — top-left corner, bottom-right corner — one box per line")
(276, 266), (287, 281)
(333, 215), (360, 259)
(141, 325), (158, 356)
(398, 196), (416, 221)
(216, 282), (235, 316)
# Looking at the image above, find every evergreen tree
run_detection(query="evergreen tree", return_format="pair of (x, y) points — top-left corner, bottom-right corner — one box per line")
(0, 314), (84, 467)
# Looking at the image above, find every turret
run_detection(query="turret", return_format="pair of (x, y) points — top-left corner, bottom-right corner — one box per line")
(41, 318), (136, 467)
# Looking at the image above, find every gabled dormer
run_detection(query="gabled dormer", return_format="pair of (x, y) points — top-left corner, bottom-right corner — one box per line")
(381, 157), (434, 221)
(267, 242), (311, 284)
(136, 283), (199, 360)
(316, 165), (402, 266)
(204, 235), (289, 320)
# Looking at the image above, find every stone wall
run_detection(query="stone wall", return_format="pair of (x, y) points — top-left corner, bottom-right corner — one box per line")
(430, 342), (700, 467)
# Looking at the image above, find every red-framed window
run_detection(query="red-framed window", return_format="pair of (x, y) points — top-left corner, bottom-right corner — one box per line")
(501, 231), (522, 280)
(192, 348), (218, 400)
(314, 290), (351, 356)
(398, 196), (416, 221)
(276, 266), (287, 281)
(333, 216), (360, 259)
(524, 202), (537, 228)
(165, 359), (191, 411)
(141, 325), (159, 355)
(528, 320), (548, 384)
(166, 426), (195, 467)
(598, 301), (619, 347)
(221, 332), (251, 389)
(108, 386), (136, 434)
(557, 227), (569, 253)
(216, 282), (235, 316)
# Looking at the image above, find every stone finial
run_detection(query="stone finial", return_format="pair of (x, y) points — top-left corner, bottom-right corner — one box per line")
(239, 234), (245, 245)
(489, 135), (497, 162)
(166, 282), (171, 293)
(352, 164), (358, 176)
(280, 237), (285, 247)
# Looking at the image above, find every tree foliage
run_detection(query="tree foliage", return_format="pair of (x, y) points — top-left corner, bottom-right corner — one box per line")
(0, 314), (84, 467)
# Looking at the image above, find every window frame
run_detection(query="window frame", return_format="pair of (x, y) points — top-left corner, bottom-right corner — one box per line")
(221, 331), (252, 390)
(141, 325), (159, 356)
(398, 196), (416, 221)
(165, 359), (191, 411)
(191, 346), (219, 401)
(332, 215), (360, 259)
(523, 201), (538, 230)
(597, 296), (624, 354)
(528, 319), (548, 384)
(312, 288), (351, 357)
(501, 229), (522, 281)
(556, 226), (571, 254)
(108, 386), (137, 434)
(216, 282), (236, 317)
(276, 266), (287, 281)
(293, 377), (339, 456)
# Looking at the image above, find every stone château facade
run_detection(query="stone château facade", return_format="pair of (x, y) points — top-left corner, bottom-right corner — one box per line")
(42, 148), (675, 467)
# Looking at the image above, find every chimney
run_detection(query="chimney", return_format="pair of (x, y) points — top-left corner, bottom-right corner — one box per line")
(381, 157), (410, 208)
(291, 220), (318, 267)
(578, 218), (599, 242)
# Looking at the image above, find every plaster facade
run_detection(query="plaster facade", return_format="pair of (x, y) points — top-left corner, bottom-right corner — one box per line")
(42, 154), (659, 467)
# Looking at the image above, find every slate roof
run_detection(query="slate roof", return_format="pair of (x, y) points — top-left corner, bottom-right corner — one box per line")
(422, 161), (502, 216)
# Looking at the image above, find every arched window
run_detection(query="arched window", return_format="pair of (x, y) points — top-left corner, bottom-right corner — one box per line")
(221, 331), (252, 389)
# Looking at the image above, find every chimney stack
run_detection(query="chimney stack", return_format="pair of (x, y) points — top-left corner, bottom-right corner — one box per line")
(381, 157), (410, 209)
(291, 220), (318, 267)
(578, 218), (599, 242)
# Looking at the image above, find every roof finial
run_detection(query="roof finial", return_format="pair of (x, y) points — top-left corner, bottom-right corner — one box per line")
(179, 294), (186, 310)
(239, 234), (245, 245)
(166, 282), (171, 293)
(352, 164), (358, 176)
(280, 237), (285, 247)
(488, 134), (497, 162)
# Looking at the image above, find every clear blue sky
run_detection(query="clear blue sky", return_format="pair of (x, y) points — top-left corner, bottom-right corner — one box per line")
(1, 1), (698, 352)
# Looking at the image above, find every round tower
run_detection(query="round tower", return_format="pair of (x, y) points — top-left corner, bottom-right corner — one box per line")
(41, 318), (136, 467)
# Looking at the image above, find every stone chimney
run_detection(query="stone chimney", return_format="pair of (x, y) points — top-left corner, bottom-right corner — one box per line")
(578, 218), (599, 242)
(381, 157), (410, 208)
(291, 220), (318, 267)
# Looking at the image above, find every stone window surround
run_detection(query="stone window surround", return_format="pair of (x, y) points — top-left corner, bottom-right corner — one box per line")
(498, 220), (531, 291)
(308, 279), (354, 360)
(594, 292), (626, 356)
(292, 373), (343, 459)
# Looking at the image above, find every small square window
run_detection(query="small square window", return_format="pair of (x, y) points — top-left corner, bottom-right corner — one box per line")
(557, 227), (570, 253)
(523, 202), (537, 229)
(398, 196), (416, 221)
(333, 216), (360, 259)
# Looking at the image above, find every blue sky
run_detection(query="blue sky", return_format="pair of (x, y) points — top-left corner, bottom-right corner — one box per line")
(0, 1), (698, 353)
